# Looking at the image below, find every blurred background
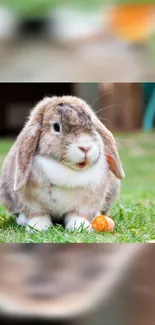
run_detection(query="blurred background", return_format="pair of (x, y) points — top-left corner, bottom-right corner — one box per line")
(0, 1), (155, 81)
(0, 82), (154, 136)
(0, 244), (154, 325)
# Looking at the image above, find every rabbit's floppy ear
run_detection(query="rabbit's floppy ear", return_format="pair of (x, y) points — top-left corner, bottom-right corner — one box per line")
(104, 140), (125, 180)
(14, 97), (52, 192)
(94, 118), (125, 179)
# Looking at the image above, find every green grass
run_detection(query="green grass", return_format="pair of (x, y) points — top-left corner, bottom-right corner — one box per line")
(4, 0), (155, 17)
(0, 133), (155, 243)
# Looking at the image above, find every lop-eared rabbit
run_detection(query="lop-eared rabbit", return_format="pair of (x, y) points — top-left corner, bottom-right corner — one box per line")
(0, 96), (125, 231)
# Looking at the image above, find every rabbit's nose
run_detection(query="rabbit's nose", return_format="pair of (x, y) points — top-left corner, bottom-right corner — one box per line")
(78, 145), (91, 154)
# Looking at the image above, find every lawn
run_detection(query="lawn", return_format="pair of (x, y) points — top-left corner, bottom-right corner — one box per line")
(0, 133), (155, 243)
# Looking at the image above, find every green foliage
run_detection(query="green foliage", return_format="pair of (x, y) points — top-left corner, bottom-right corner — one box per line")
(3, 0), (58, 17)
(147, 33), (155, 65)
(2, 1), (155, 17)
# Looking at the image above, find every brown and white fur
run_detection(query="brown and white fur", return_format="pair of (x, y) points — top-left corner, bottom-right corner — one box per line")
(0, 96), (125, 232)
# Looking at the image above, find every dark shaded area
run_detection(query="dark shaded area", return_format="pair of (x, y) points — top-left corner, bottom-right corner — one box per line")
(0, 316), (73, 325)
(18, 18), (50, 38)
(0, 83), (72, 136)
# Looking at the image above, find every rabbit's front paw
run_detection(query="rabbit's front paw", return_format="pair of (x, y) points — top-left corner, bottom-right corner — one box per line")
(65, 215), (92, 232)
(16, 213), (28, 226)
(26, 216), (52, 232)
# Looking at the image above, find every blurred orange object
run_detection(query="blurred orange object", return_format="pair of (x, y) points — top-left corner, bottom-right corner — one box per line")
(92, 215), (115, 232)
(109, 5), (155, 42)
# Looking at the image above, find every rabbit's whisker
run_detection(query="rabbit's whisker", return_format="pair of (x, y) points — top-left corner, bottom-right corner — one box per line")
(91, 91), (113, 108)
(99, 117), (112, 125)
(95, 104), (120, 115)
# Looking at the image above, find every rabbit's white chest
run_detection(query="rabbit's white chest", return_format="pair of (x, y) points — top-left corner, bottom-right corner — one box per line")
(33, 155), (108, 218)
(38, 184), (104, 219)
(50, 186), (93, 216)
(54, 185), (103, 217)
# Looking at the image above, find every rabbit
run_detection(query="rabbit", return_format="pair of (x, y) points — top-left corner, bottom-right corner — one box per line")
(0, 96), (125, 232)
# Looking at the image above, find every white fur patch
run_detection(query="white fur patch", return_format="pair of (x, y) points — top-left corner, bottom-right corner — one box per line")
(26, 216), (52, 232)
(16, 213), (28, 226)
(65, 215), (92, 231)
(35, 151), (107, 189)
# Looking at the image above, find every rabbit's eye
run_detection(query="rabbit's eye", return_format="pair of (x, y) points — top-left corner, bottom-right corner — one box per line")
(52, 122), (61, 133)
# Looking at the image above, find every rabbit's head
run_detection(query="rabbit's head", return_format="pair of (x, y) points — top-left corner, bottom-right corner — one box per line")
(14, 96), (125, 192)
